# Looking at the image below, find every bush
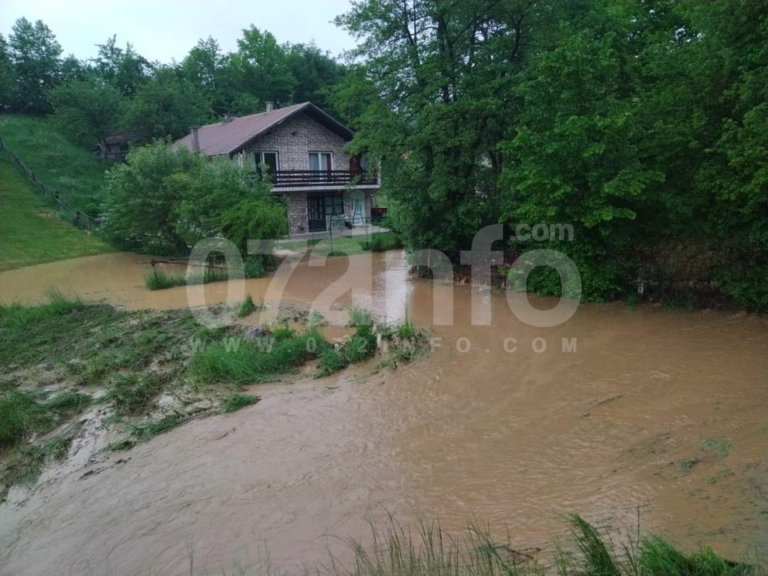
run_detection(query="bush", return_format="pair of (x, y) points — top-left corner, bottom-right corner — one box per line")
(101, 143), (288, 256)
(316, 348), (349, 377)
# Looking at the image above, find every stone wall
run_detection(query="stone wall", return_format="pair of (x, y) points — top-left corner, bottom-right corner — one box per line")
(285, 191), (309, 235)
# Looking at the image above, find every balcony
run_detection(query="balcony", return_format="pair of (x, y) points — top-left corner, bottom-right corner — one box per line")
(268, 170), (379, 190)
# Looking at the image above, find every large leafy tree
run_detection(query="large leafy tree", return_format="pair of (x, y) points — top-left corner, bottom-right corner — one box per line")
(335, 0), (538, 250)
(92, 36), (152, 97)
(499, 2), (666, 298)
(232, 26), (295, 107)
(7, 18), (62, 114)
(101, 142), (287, 255)
(121, 67), (211, 142)
(0, 34), (15, 110)
(49, 76), (127, 154)
(285, 43), (344, 110)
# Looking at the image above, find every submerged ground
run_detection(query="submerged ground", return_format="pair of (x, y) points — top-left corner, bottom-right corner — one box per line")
(0, 250), (766, 575)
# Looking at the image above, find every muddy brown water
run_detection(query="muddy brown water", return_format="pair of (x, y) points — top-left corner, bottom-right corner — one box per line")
(0, 251), (767, 575)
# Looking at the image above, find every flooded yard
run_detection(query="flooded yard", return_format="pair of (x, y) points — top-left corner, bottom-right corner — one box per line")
(1, 250), (767, 575)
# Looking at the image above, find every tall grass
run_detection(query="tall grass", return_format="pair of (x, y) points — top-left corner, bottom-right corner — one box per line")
(209, 514), (756, 576)
(145, 269), (229, 291)
(188, 329), (330, 385)
(0, 390), (46, 449)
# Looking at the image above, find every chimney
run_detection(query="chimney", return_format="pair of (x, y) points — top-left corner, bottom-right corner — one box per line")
(190, 126), (200, 152)
(265, 101), (275, 113)
(223, 113), (235, 123)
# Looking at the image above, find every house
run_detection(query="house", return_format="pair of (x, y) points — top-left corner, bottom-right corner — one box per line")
(174, 101), (380, 236)
(94, 131), (132, 161)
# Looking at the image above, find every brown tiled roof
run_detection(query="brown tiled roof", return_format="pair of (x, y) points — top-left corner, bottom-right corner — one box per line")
(174, 102), (353, 157)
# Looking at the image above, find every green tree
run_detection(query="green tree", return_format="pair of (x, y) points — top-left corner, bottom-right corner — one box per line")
(49, 77), (127, 154)
(59, 54), (87, 83)
(8, 18), (62, 114)
(101, 143), (201, 254)
(172, 155), (284, 247)
(92, 36), (152, 97)
(121, 67), (211, 142)
(285, 43), (344, 109)
(0, 34), (15, 110)
(101, 143), (288, 255)
(335, 0), (537, 250)
(500, 3), (665, 299)
(232, 26), (295, 107)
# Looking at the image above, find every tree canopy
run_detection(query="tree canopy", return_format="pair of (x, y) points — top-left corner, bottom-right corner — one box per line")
(335, 0), (768, 309)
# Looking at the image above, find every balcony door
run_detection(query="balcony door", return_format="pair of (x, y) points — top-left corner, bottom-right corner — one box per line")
(308, 151), (333, 183)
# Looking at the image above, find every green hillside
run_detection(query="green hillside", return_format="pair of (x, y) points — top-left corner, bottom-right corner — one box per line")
(0, 158), (111, 271)
(0, 115), (111, 217)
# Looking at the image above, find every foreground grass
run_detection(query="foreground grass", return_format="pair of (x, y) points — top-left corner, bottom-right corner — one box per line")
(204, 514), (756, 576)
(0, 294), (427, 496)
(0, 158), (111, 271)
(342, 514), (756, 576)
(0, 114), (111, 216)
(188, 307), (429, 385)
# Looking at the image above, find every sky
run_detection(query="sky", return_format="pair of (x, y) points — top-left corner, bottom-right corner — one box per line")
(0, 0), (359, 63)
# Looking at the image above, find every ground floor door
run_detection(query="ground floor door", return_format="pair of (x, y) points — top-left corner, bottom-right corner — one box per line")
(306, 192), (345, 232)
(307, 195), (326, 232)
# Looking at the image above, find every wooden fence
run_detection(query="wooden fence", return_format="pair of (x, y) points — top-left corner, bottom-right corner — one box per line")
(0, 137), (100, 231)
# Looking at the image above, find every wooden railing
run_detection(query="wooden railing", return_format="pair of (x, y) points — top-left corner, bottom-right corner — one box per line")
(270, 170), (378, 188)
(0, 137), (100, 231)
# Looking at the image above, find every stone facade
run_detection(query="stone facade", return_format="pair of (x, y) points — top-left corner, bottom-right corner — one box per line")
(242, 112), (350, 171)
(285, 191), (309, 234)
(241, 111), (374, 235)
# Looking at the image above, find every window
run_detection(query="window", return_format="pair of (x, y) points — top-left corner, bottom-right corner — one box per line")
(252, 151), (279, 181)
(308, 151), (333, 171)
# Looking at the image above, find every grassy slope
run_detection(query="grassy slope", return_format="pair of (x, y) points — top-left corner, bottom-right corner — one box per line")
(0, 114), (111, 216)
(0, 158), (111, 271)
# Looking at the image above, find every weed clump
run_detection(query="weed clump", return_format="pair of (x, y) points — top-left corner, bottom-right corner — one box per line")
(238, 294), (261, 318)
(222, 393), (260, 413)
(144, 268), (229, 291)
(0, 390), (47, 449)
(130, 416), (185, 442)
(188, 329), (329, 386)
(105, 373), (165, 415)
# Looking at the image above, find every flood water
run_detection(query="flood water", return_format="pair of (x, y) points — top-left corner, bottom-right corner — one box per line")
(1, 251), (767, 575)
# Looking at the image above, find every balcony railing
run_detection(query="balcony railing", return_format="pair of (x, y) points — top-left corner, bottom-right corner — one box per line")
(268, 170), (378, 188)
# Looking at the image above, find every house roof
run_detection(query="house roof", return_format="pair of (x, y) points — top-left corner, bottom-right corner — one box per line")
(174, 102), (354, 157)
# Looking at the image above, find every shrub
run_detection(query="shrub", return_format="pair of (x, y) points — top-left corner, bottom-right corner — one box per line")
(316, 348), (349, 377)
(347, 307), (373, 328)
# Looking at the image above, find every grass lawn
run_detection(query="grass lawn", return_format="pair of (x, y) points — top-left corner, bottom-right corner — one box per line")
(0, 114), (111, 216)
(0, 158), (112, 271)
